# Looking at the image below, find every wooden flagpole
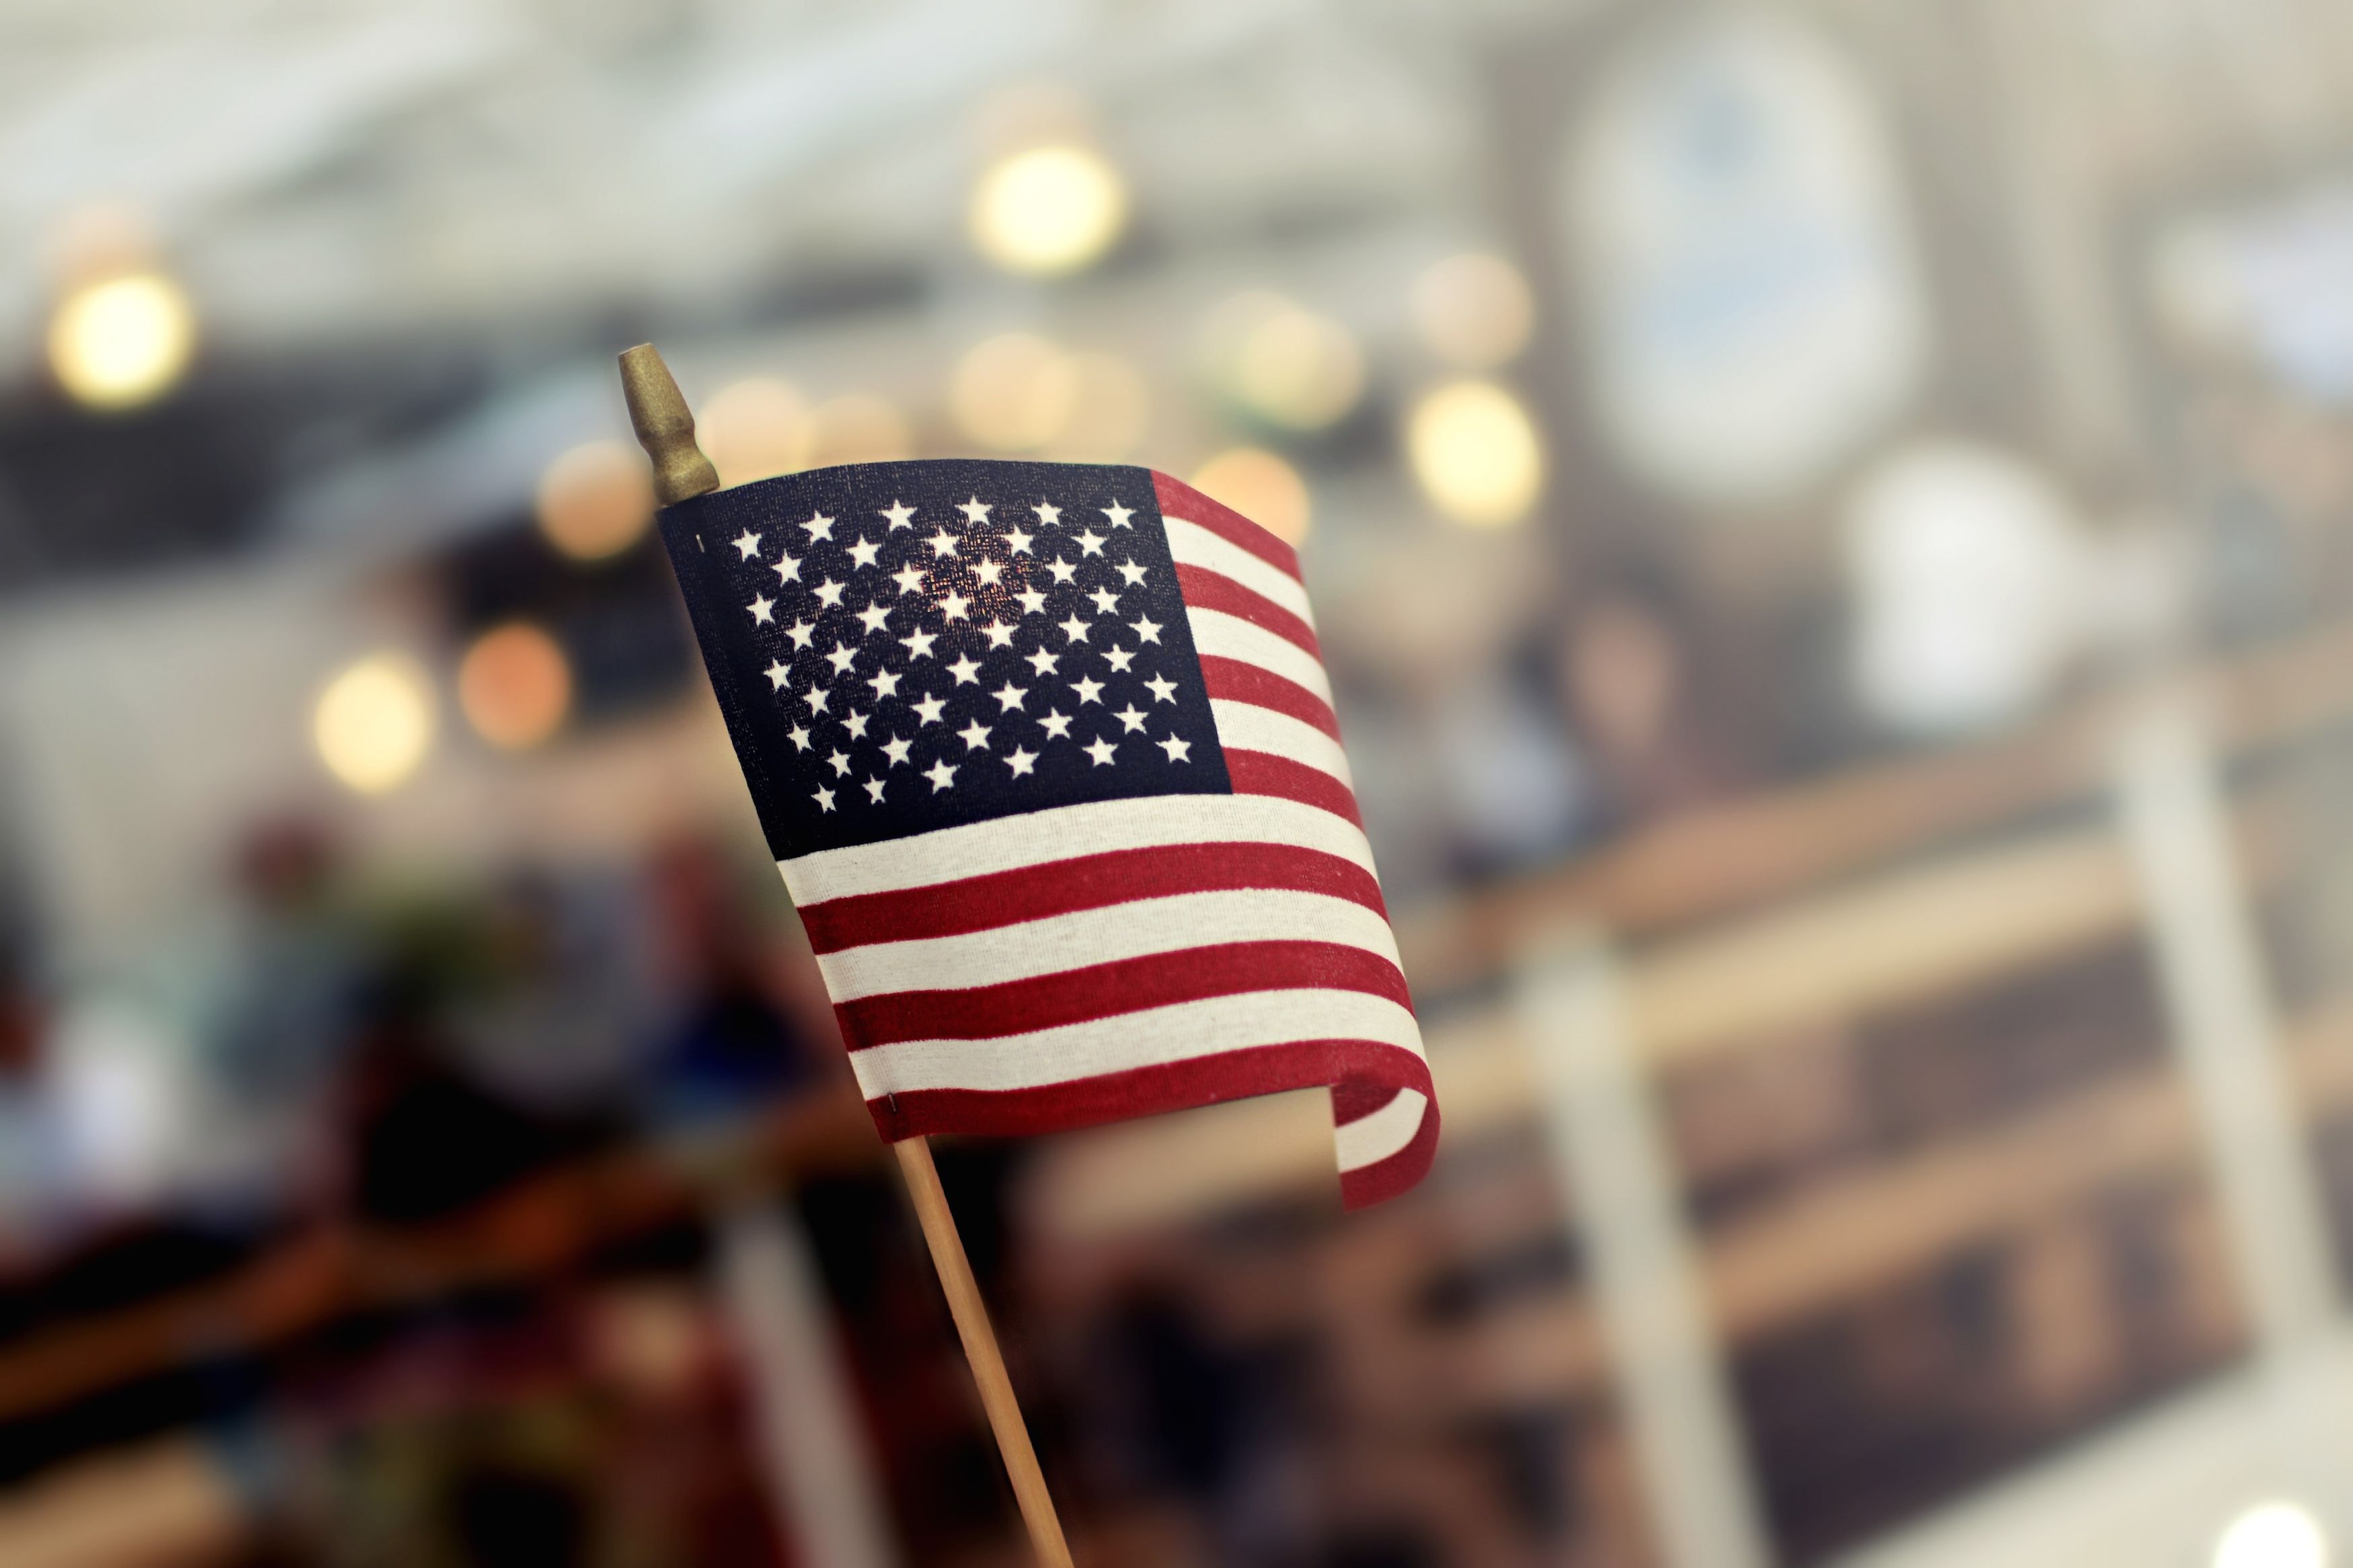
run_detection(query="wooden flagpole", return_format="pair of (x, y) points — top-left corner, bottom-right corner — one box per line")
(619, 345), (1076, 1568)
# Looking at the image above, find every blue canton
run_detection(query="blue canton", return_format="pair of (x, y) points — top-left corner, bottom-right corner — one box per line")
(660, 460), (1232, 860)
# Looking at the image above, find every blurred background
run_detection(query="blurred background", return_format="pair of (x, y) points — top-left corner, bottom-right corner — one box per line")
(6, 1), (2353, 1565)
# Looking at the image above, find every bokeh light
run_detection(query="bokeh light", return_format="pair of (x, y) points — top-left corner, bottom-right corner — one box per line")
(313, 653), (436, 794)
(1192, 448), (1312, 545)
(2214, 1503), (2329, 1568)
(805, 395), (913, 466)
(48, 272), (196, 410)
(951, 333), (1080, 450)
(701, 377), (812, 487)
(458, 622), (573, 751)
(1203, 290), (1365, 431)
(969, 143), (1127, 277)
(1411, 253), (1535, 368)
(1051, 352), (1152, 460)
(1406, 379), (1544, 527)
(536, 440), (655, 561)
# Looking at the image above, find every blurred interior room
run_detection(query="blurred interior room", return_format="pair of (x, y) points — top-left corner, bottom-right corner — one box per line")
(8, 0), (2353, 1564)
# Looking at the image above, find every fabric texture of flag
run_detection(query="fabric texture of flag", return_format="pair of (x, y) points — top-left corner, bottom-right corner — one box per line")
(657, 458), (1435, 1208)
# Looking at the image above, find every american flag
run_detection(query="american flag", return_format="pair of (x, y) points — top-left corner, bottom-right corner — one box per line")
(658, 459), (1435, 1208)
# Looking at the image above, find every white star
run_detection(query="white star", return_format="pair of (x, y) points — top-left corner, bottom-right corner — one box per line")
(992, 681), (1029, 712)
(827, 749), (852, 777)
(1156, 733), (1192, 764)
(892, 563), (928, 596)
(900, 628), (937, 660)
(869, 669), (902, 700)
(1004, 746), (1038, 778)
(1075, 528), (1106, 556)
(733, 530), (762, 559)
(864, 776), (887, 804)
(1103, 647), (1136, 674)
(813, 785), (836, 812)
(1039, 708), (1074, 740)
(1070, 675), (1105, 704)
(983, 620), (1017, 649)
(787, 620), (817, 650)
(1103, 501), (1134, 529)
(1005, 528), (1035, 556)
(856, 603), (891, 634)
(1058, 614), (1092, 644)
(1045, 556), (1078, 585)
(1084, 736), (1119, 767)
(958, 496), (992, 525)
(846, 536), (881, 569)
(1087, 587), (1121, 614)
(1115, 559), (1146, 587)
(940, 591), (970, 620)
(957, 718), (992, 751)
(787, 724), (813, 752)
(843, 710), (870, 740)
(1129, 616), (1162, 645)
(925, 759), (957, 792)
(947, 654), (982, 685)
(1033, 500), (1061, 526)
(881, 736), (914, 767)
(806, 687), (832, 715)
(912, 694), (947, 725)
(1015, 586), (1049, 616)
(928, 528), (959, 559)
(765, 659), (791, 690)
(800, 512), (835, 542)
(772, 554), (802, 585)
(1025, 648), (1060, 676)
(880, 500), (916, 530)
(813, 579), (845, 609)
(974, 558), (1004, 587)
(748, 594), (776, 624)
(1112, 704), (1148, 733)
(824, 642), (858, 675)
(1145, 674), (1179, 704)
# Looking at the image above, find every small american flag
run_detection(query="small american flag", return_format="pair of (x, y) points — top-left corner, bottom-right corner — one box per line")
(659, 459), (1435, 1208)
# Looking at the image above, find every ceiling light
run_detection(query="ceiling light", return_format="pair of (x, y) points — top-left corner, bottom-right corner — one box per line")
(1412, 253), (1536, 368)
(1203, 291), (1365, 431)
(458, 623), (572, 751)
(970, 144), (1127, 277)
(2214, 1502), (2329, 1568)
(701, 377), (812, 487)
(536, 441), (655, 561)
(1192, 448), (1311, 545)
(314, 654), (436, 795)
(1406, 380), (1544, 527)
(49, 272), (196, 410)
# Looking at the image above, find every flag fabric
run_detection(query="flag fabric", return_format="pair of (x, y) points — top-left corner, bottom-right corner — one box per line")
(657, 458), (1435, 1208)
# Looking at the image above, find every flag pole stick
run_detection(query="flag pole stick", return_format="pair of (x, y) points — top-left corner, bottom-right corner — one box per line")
(895, 1136), (1076, 1567)
(619, 344), (1076, 1567)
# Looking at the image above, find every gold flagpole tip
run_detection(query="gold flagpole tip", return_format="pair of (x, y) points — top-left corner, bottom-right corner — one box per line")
(618, 343), (720, 506)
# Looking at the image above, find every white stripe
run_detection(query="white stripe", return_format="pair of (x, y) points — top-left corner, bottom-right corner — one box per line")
(847, 989), (1425, 1098)
(781, 792), (1374, 905)
(1211, 700), (1353, 788)
(1163, 516), (1316, 628)
(1334, 1089), (1430, 1172)
(1187, 606), (1332, 706)
(817, 886), (1400, 1001)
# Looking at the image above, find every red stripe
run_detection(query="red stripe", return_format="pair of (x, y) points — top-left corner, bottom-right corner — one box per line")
(1338, 1098), (1441, 1211)
(836, 940), (1410, 1048)
(799, 840), (1384, 952)
(1174, 565), (1321, 658)
(1200, 656), (1340, 741)
(1225, 749), (1362, 828)
(865, 1037), (1432, 1145)
(1151, 471), (1303, 583)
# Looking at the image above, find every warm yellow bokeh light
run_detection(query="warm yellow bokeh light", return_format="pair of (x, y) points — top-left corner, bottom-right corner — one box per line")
(1410, 252), (1535, 368)
(536, 441), (655, 561)
(49, 272), (196, 409)
(806, 395), (914, 467)
(701, 377), (812, 487)
(1202, 291), (1364, 431)
(314, 654), (436, 794)
(1407, 380), (1544, 527)
(458, 622), (573, 751)
(951, 333), (1080, 450)
(969, 144), (1127, 277)
(1052, 352), (1152, 460)
(1192, 448), (1312, 546)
